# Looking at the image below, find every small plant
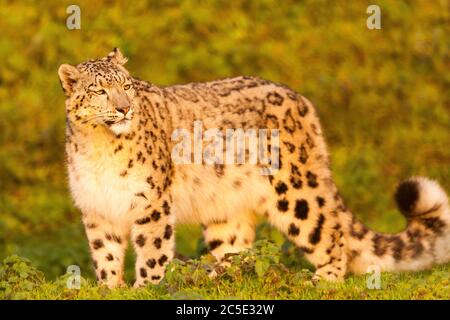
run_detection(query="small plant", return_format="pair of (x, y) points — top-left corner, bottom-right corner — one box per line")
(164, 239), (284, 290)
(0, 255), (45, 299)
(222, 240), (282, 278)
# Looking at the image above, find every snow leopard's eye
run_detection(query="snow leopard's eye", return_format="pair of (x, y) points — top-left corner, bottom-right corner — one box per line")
(94, 89), (107, 95)
(123, 84), (132, 90)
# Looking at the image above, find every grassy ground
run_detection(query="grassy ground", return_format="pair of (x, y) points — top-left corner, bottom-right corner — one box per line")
(1, 241), (449, 300)
(0, 1), (449, 300)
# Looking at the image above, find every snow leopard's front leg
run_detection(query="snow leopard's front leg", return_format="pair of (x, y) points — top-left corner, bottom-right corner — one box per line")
(82, 213), (129, 288)
(131, 193), (175, 287)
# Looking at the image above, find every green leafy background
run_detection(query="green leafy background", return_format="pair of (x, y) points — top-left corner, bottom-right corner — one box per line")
(0, 0), (449, 298)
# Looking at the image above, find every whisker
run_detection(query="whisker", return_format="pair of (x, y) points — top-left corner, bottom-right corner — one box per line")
(80, 112), (118, 124)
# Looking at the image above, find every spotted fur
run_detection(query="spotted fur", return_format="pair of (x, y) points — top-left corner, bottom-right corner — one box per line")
(59, 49), (450, 287)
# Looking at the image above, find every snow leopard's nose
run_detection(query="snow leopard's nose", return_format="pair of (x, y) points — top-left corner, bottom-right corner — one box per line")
(115, 105), (130, 115)
(110, 88), (131, 115)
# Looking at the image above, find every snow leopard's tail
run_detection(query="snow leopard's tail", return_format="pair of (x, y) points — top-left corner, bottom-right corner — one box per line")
(345, 176), (450, 274)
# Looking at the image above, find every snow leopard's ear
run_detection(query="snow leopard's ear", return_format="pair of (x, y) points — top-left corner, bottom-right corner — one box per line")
(107, 48), (128, 65)
(58, 64), (80, 97)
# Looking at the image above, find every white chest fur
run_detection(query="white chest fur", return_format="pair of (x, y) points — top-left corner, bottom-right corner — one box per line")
(68, 141), (148, 221)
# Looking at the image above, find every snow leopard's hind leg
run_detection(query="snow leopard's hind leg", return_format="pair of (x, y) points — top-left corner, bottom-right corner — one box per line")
(262, 174), (349, 282)
(260, 89), (348, 282)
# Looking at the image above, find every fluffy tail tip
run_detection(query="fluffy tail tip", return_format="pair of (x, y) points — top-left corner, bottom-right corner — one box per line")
(395, 176), (449, 217)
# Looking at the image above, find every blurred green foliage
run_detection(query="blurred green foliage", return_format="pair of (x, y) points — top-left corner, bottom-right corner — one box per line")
(0, 0), (449, 283)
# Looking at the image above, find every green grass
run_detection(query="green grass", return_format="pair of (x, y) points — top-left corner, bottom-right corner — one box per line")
(1, 242), (449, 300)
